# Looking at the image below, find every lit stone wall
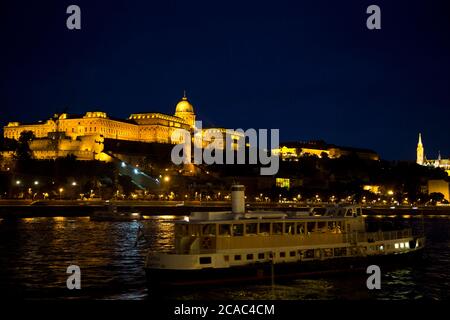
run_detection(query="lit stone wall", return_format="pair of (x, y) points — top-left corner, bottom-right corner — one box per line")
(3, 102), (242, 161)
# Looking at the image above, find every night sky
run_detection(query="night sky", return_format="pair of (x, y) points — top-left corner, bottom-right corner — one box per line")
(1, 0), (449, 160)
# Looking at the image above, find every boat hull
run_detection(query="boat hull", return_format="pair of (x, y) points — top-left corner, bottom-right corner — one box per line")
(145, 248), (424, 290)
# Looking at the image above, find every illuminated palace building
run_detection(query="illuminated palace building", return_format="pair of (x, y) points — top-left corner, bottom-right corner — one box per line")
(416, 133), (450, 175)
(3, 93), (241, 161)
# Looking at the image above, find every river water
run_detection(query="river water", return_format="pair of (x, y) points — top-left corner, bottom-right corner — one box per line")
(0, 215), (449, 300)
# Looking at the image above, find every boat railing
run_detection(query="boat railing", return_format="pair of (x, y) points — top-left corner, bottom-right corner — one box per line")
(351, 229), (413, 243)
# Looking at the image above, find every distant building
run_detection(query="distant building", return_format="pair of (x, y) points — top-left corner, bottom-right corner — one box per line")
(416, 133), (450, 175)
(2, 93), (242, 161)
(272, 140), (379, 161)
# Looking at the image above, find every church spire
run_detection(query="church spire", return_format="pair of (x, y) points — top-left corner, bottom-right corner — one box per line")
(417, 133), (424, 165)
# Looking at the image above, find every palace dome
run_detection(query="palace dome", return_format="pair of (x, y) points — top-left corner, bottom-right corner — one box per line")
(175, 95), (194, 113)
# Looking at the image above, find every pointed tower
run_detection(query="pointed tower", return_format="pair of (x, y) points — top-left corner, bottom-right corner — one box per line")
(417, 133), (424, 165)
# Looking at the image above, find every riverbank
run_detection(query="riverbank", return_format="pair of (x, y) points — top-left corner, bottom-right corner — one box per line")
(1, 200), (450, 218)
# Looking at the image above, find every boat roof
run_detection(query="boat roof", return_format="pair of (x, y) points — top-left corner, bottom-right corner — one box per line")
(176, 210), (352, 224)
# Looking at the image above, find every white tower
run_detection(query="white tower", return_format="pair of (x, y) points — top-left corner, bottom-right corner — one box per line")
(417, 133), (424, 165)
(231, 184), (245, 214)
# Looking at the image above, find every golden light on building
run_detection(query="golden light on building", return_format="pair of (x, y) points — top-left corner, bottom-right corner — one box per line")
(276, 178), (290, 189)
(2, 93), (243, 162)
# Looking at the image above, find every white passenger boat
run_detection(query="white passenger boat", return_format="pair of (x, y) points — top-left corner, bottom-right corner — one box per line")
(144, 185), (425, 287)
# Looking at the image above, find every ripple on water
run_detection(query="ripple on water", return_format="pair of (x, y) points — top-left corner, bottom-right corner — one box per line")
(0, 216), (449, 299)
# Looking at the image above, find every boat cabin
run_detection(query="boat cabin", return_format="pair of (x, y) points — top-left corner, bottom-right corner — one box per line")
(173, 206), (366, 254)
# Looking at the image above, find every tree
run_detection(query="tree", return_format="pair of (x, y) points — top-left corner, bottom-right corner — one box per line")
(14, 131), (35, 160)
(429, 192), (445, 203)
(118, 174), (135, 197)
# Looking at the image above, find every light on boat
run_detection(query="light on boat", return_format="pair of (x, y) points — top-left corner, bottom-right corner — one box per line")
(380, 245), (384, 250)
(183, 216), (190, 222)
(412, 207), (418, 210)
(395, 243), (399, 249)
(390, 206), (396, 209)
(404, 242), (410, 248)
(400, 243), (405, 248)
(131, 213), (140, 217)
(121, 162), (126, 168)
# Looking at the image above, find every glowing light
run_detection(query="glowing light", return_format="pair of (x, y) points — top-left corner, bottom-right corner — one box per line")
(121, 162), (126, 168)
(395, 243), (399, 249)
(16, 180), (21, 185)
(34, 181), (39, 185)
(134, 168), (139, 174)
(164, 176), (170, 182)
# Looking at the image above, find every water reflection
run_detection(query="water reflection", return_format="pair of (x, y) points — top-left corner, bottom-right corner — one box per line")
(0, 216), (449, 299)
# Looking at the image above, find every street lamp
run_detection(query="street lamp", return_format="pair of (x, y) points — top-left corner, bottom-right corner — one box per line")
(59, 188), (64, 200)
(72, 182), (77, 186)
(16, 180), (21, 185)
(34, 181), (39, 185)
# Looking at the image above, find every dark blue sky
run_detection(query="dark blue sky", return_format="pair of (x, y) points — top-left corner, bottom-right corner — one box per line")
(1, 0), (449, 160)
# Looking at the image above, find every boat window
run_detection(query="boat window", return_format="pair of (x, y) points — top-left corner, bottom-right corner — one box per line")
(232, 224), (244, 236)
(272, 222), (283, 235)
(333, 221), (343, 233)
(177, 224), (189, 236)
(234, 255), (242, 261)
(315, 249), (321, 258)
(246, 254), (254, 260)
(357, 208), (362, 216)
(258, 253), (265, 259)
(289, 251), (296, 257)
(345, 209), (353, 217)
(328, 221), (335, 232)
(334, 247), (347, 257)
(202, 224), (216, 236)
(199, 257), (212, 264)
(279, 252), (286, 258)
(296, 222), (305, 235)
(323, 248), (333, 257)
(224, 255), (229, 262)
(306, 222), (316, 233)
(245, 223), (257, 235)
(259, 223), (270, 235)
(317, 221), (327, 232)
(189, 224), (201, 236)
(285, 222), (295, 235)
(219, 224), (231, 236)
(304, 249), (314, 259)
